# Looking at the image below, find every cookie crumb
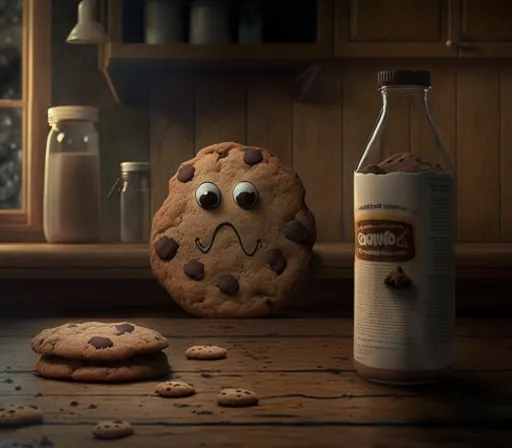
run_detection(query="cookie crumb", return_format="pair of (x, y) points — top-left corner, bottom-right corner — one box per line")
(88, 404), (97, 409)
(14, 385), (21, 391)
(70, 401), (78, 407)
(4, 378), (12, 383)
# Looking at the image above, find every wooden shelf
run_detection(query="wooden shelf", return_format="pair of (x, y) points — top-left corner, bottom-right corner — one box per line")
(0, 242), (510, 279)
(108, 43), (332, 61)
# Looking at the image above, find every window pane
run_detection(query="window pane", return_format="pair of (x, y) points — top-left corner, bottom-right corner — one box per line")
(0, 0), (22, 99)
(0, 107), (21, 209)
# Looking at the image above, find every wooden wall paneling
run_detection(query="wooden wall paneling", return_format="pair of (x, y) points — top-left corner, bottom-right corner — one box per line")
(341, 68), (381, 242)
(194, 74), (246, 152)
(246, 74), (293, 166)
(501, 66), (512, 241)
(293, 66), (343, 242)
(149, 78), (195, 216)
(456, 66), (501, 241)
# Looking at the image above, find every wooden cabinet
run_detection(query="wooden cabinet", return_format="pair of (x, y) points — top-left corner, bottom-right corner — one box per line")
(334, 0), (512, 58)
(334, 0), (454, 58)
(451, 0), (512, 57)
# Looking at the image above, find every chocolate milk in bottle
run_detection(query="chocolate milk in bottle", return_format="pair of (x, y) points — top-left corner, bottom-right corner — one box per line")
(353, 70), (455, 385)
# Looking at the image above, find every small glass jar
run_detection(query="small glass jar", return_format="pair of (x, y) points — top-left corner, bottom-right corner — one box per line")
(144, 0), (185, 44)
(238, 0), (263, 44)
(119, 162), (151, 243)
(44, 106), (101, 243)
(189, 0), (231, 44)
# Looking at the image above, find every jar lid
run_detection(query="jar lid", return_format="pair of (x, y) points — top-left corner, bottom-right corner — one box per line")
(48, 106), (99, 123)
(378, 70), (431, 88)
(121, 162), (150, 172)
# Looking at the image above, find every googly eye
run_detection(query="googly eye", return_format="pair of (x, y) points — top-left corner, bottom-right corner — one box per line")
(195, 182), (221, 210)
(233, 181), (259, 209)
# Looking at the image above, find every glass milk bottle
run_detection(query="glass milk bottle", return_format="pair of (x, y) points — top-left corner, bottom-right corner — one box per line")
(43, 106), (101, 243)
(119, 162), (151, 243)
(353, 70), (455, 385)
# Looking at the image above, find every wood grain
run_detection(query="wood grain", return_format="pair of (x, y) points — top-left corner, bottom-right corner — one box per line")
(3, 331), (512, 372)
(246, 74), (293, 165)
(456, 66), (501, 242)
(341, 68), (381, 241)
(501, 67), (512, 241)
(0, 317), (511, 446)
(150, 78), (195, 215)
(293, 66), (343, 242)
(1, 425), (509, 448)
(194, 74), (246, 152)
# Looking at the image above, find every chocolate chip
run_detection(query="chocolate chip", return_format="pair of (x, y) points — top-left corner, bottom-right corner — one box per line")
(284, 220), (308, 244)
(384, 266), (412, 289)
(4, 378), (12, 383)
(177, 165), (195, 183)
(216, 150), (227, 160)
(89, 404), (97, 409)
(243, 149), (263, 166)
(14, 385), (21, 390)
(88, 336), (114, 349)
(184, 260), (205, 280)
(70, 401), (78, 406)
(155, 236), (179, 261)
(115, 324), (135, 335)
(266, 249), (287, 275)
(217, 274), (239, 296)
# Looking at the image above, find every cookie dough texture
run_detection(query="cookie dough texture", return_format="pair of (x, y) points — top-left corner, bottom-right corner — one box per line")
(185, 345), (227, 360)
(93, 420), (133, 440)
(217, 388), (259, 407)
(30, 322), (168, 361)
(360, 153), (444, 174)
(150, 142), (317, 318)
(35, 352), (170, 382)
(0, 404), (43, 428)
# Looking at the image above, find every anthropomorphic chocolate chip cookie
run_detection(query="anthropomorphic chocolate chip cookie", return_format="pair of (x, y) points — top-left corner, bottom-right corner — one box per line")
(31, 322), (168, 361)
(150, 142), (317, 317)
(35, 352), (170, 383)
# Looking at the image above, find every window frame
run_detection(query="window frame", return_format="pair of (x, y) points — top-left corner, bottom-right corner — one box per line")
(0, 0), (51, 242)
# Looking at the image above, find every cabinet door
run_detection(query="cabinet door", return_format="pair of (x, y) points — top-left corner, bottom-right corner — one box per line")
(451, 0), (512, 57)
(334, 0), (455, 58)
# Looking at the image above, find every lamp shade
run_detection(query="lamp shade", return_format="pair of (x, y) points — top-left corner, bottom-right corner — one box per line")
(66, 0), (110, 44)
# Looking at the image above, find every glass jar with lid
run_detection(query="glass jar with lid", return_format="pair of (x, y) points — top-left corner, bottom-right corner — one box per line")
(353, 70), (455, 385)
(44, 106), (101, 243)
(118, 162), (151, 243)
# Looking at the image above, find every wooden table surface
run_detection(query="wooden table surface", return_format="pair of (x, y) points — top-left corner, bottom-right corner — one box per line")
(0, 317), (511, 447)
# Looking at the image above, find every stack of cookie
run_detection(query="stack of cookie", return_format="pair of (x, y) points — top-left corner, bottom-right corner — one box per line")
(30, 322), (171, 382)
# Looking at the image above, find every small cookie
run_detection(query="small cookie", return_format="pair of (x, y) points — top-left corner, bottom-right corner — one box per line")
(35, 352), (170, 382)
(156, 380), (196, 398)
(217, 388), (258, 407)
(185, 345), (227, 360)
(0, 404), (43, 427)
(93, 420), (133, 440)
(31, 322), (168, 361)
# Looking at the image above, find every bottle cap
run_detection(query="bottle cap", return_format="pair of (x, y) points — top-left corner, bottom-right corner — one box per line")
(378, 70), (431, 88)
(48, 106), (99, 123)
(121, 162), (150, 172)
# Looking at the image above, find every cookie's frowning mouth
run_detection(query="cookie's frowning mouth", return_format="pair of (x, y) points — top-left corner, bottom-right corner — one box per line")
(195, 222), (262, 257)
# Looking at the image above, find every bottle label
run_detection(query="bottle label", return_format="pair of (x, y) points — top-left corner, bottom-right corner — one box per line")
(353, 171), (455, 371)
